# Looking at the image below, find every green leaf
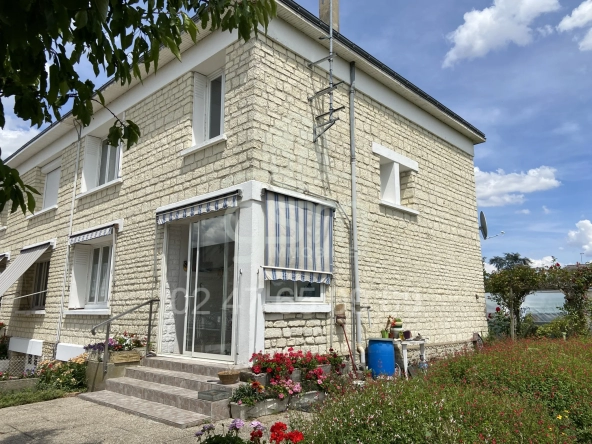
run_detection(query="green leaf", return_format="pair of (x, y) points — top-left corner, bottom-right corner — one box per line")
(94, 0), (109, 22)
(74, 10), (88, 28)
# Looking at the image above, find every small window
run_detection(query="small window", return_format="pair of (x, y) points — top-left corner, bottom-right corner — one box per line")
(372, 142), (418, 212)
(193, 71), (225, 145)
(267, 280), (325, 303)
(87, 245), (112, 305)
(42, 168), (60, 209)
(98, 140), (119, 186)
(32, 261), (50, 309)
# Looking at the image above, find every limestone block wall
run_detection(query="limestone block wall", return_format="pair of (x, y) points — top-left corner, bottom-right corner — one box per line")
(248, 35), (487, 356)
(0, 36), (263, 348)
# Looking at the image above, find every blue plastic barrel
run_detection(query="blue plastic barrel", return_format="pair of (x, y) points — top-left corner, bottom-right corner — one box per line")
(367, 338), (395, 377)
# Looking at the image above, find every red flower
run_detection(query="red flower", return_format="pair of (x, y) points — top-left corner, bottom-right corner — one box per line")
(496, 307), (501, 312)
(252, 365), (261, 374)
(250, 429), (263, 442)
(488, 313), (492, 319)
(287, 431), (304, 443)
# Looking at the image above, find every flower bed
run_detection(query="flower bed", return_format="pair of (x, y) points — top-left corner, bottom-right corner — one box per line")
(195, 419), (304, 443)
(36, 353), (87, 391)
(84, 331), (147, 361)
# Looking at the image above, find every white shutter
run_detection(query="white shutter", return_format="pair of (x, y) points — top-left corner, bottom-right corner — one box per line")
(42, 168), (61, 209)
(82, 136), (101, 192)
(192, 72), (207, 145)
(69, 245), (91, 309)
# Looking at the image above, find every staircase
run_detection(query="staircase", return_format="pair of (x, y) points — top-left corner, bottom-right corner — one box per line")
(79, 356), (243, 428)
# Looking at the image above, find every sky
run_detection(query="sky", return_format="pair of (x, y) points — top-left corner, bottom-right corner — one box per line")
(1, 0), (591, 268)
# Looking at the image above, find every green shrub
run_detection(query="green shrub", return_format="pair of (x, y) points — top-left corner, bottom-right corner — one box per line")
(536, 314), (589, 339)
(294, 378), (563, 443)
(0, 386), (67, 409)
(429, 338), (592, 442)
(36, 354), (87, 391)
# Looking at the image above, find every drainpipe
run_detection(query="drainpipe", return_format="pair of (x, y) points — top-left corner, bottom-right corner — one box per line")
(349, 61), (365, 369)
(55, 120), (83, 351)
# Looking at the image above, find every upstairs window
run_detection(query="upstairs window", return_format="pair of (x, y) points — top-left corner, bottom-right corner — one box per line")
(193, 70), (225, 146)
(372, 142), (419, 214)
(42, 167), (60, 209)
(81, 136), (121, 193)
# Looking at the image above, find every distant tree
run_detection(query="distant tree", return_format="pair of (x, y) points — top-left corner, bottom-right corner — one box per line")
(488, 253), (532, 271)
(485, 265), (541, 340)
(0, 0), (277, 215)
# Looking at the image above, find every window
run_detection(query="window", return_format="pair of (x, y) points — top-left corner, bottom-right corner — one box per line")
(193, 71), (225, 145)
(69, 242), (113, 309)
(372, 142), (418, 213)
(98, 140), (119, 186)
(267, 280), (324, 302)
(263, 191), (334, 304)
(42, 168), (60, 209)
(32, 261), (50, 309)
(81, 136), (121, 192)
(87, 245), (111, 305)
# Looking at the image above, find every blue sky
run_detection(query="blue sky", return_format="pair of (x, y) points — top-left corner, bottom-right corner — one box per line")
(1, 0), (591, 267)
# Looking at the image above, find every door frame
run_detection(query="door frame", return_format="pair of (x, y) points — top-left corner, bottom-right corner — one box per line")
(181, 210), (239, 362)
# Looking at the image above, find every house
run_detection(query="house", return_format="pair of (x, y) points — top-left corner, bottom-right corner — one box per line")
(0, 0), (488, 370)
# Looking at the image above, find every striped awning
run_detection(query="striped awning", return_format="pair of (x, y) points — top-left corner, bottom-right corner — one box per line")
(0, 243), (51, 297)
(69, 226), (113, 245)
(156, 193), (239, 225)
(263, 191), (334, 284)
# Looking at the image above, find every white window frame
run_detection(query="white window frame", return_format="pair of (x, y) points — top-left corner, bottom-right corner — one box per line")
(205, 70), (225, 141)
(265, 280), (326, 304)
(85, 242), (113, 308)
(97, 139), (121, 187)
(372, 142), (419, 215)
(41, 167), (61, 210)
(31, 261), (50, 310)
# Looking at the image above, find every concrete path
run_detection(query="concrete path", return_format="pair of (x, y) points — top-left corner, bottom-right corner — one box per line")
(0, 396), (297, 443)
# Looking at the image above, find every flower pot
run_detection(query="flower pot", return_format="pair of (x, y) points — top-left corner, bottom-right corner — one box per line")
(218, 370), (240, 385)
(240, 371), (269, 386)
(109, 350), (141, 364)
(403, 330), (412, 340)
(290, 368), (301, 383)
(317, 364), (331, 376)
(290, 391), (326, 411)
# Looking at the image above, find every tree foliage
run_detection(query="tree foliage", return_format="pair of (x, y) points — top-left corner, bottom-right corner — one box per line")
(488, 252), (532, 271)
(0, 0), (277, 214)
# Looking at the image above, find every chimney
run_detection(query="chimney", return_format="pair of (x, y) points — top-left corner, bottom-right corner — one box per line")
(319, 0), (339, 32)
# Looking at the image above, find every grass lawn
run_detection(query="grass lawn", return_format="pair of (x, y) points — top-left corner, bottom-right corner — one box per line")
(0, 386), (71, 409)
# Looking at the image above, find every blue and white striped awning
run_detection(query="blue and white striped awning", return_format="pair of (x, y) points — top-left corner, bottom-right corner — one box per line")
(264, 191), (334, 284)
(69, 227), (113, 245)
(156, 193), (239, 225)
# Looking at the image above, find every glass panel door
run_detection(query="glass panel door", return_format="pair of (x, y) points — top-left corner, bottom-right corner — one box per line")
(183, 212), (236, 359)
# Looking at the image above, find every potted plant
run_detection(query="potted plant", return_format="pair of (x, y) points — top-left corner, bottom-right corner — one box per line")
(218, 369), (241, 384)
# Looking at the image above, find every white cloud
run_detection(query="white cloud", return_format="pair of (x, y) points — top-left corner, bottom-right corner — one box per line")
(537, 24), (555, 36)
(484, 263), (498, 273)
(579, 27), (592, 50)
(557, 0), (592, 32)
(475, 166), (561, 207)
(529, 256), (556, 267)
(557, 0), (592, 51)
(516, 209), (531, 214)
(543, 205), (552, 214)
(0, 97), (41, 159)
(443, 0), (561, 67)
(567, 220), (592, 256)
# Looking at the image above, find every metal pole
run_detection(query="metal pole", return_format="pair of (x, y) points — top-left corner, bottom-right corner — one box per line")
(349, 61), (364, 369)
(103, 323), (110, 375)
(147, 301), (154, 357)
(328, 0), (334, 123)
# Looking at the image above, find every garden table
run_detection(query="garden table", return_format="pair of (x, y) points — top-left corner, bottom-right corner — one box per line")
(392, 338), (427, 379)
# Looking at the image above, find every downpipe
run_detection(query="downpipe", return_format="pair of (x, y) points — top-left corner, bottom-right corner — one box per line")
(349, 61), (365, 369)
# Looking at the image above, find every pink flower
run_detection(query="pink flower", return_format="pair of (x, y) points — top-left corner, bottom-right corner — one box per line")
(279, 393), (285, 399)
(237, 400), (242, 405)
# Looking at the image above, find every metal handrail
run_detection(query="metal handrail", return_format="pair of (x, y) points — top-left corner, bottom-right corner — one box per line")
(90, 298), (159, 375)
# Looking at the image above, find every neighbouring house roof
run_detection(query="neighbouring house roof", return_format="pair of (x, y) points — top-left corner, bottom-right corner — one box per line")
(6, 0), (485, 168)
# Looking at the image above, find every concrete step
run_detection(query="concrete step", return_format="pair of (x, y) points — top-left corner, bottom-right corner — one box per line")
(125, 366), (241, 393)
(106, 377), (231, 420)
(143, 356), (245, 378)
(78, 391), (210, 429)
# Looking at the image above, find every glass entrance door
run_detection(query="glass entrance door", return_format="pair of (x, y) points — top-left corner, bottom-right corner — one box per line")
(184, 212), (236, 359)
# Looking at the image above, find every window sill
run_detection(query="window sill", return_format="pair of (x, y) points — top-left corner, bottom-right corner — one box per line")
(76, 178), (123, 200)
(179, 134), (227, 157)
(263, 303), (331, 313)
(379, 200), (419, 216)
(25, 205), (58, 220)
(64, 308), (111, 316)
(0, 226), (6, 232)
(16, 310), (46, 316)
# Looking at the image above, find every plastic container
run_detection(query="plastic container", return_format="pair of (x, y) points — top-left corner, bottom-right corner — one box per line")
(367, 338), (395, 377)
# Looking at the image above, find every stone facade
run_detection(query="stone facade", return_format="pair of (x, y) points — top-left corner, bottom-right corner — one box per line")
(0, 17), (487, 364)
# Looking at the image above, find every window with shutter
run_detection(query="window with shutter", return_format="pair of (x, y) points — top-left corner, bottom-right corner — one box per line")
(192, 70), (224, 146)
(42, 168), (60, 209)
(82, 135), (120, 192)
(69, 244), (91, 309)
